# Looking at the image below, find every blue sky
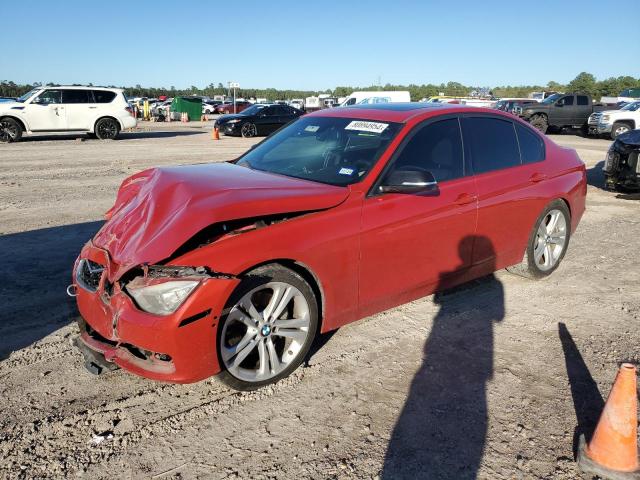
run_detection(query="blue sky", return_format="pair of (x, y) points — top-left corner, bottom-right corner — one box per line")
(5, 0), (639, 90)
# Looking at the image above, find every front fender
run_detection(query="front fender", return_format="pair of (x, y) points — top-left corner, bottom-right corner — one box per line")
(0, 110), (31, 131)
(166, 198), (363, 333)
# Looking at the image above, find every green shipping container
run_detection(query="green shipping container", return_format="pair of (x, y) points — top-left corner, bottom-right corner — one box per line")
(170, 97), (202, 121)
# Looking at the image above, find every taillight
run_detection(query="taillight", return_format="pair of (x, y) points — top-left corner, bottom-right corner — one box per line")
(125, 106), (134, 117)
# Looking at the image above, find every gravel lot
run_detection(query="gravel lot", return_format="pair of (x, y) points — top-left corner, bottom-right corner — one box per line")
(0, 123), (638, 479)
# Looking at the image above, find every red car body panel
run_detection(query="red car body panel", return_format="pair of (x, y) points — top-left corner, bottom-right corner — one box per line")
(73, 105), (587, 383)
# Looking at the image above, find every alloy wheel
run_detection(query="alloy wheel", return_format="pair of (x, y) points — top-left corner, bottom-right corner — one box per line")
(533, 209), (567, 271)
(97, 120), (118, 139)
(241, 123), (257, 138)
(0, 120), (18, 142)
(220, 281), (311, 383)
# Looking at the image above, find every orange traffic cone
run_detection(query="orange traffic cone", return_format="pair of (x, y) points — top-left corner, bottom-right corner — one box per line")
(578, 363), (639, 479)
(212, 127), (220, 141)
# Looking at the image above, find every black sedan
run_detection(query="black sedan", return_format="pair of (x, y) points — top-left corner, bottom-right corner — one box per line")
(215, 104), (303, 137)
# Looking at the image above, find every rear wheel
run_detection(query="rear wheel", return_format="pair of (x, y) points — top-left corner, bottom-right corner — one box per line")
(217, 265), (318, 391)
(241, 122), (257, 138)
(0, 118), (22, 143)
(529, 114), (548, 134)
(506, 200), (571, 279)
(611, 122), (632, 140)
(95, 118), (120, 140)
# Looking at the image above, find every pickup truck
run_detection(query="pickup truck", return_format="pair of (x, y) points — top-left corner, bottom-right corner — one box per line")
(516, 93), (617, 134)
(588, 101), (640, 139)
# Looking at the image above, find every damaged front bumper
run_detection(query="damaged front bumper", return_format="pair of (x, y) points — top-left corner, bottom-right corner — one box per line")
(603, 147), (640, 190)
(71, 242), (240, 383)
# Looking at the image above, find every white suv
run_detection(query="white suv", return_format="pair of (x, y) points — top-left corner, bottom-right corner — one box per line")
(588, 101), (640, 140)
(0, 86), (137, 142)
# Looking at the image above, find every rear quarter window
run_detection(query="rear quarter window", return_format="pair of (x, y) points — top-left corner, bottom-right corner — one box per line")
(92, 90), (117, 103)
(462, 117), (520, 174)
(515, 123), (545, 163)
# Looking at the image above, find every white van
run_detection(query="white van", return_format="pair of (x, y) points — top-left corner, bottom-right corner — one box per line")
(340, 91), (411, 107)
(0, 86), (136, 142)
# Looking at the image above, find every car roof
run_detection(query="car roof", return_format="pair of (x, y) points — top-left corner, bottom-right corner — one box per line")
(307, 102), (478, 122)
(40, 85), (123, 92)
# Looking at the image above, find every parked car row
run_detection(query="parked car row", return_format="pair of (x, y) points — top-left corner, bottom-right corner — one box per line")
(494, 98), (539, 115)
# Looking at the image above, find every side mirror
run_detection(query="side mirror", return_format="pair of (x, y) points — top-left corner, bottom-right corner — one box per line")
(556, 101), (564, 107)
(379, 169), (438, 194)
(32, 97), (47, 105)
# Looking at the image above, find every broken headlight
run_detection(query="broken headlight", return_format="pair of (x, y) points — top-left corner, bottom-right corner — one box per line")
(126, 279), (200, 315)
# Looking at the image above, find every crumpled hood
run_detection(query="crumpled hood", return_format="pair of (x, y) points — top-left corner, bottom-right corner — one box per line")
(93, 162), (349, 279)
(616, 129), (640, 148)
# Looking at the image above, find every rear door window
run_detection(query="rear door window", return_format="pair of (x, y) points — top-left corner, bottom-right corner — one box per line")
(92, 90), (116, 103)
(561, 96), (574, 106)
(392, 118), (464, 182)
(462, 117), (520, 174)
(62, 90), (91, 104)
(515, 123), (545, 164)
(577, 95), (589, 106)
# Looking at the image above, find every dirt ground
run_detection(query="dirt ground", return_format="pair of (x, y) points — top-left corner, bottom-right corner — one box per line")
(0, 123), (638, 480)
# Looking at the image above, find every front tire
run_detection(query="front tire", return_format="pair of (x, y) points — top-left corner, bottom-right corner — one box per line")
(95, 118), (120, 140)
(529, 114), (548, 134)
(217, 265), (319, 391)
(241, 122), (257, 138)
(506, 200), (571, 279)
(611, 122), (631, 140)
(0, 118), (23, 143)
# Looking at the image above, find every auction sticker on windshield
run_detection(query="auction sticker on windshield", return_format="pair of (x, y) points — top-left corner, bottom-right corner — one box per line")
(304, 125), (320, 132)
(345, 121), (388, 134)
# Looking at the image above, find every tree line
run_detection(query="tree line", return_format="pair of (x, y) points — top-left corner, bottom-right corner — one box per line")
(2, 72), (639, 101)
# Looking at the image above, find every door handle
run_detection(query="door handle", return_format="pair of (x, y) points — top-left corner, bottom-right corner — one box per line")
(529, 173), (547, 183)
(89, 106), (97, 109)
(454, 193), (477, 206)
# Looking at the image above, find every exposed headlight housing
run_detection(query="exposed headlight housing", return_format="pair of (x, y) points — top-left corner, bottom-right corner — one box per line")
(127, 279), (200, 315)
(226, 119), (242, 123)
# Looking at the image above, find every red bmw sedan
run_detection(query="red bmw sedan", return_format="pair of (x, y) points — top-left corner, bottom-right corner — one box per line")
(72, 103), (586, 390)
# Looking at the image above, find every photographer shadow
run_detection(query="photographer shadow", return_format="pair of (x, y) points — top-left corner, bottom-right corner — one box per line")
(383, 236), (504, 479)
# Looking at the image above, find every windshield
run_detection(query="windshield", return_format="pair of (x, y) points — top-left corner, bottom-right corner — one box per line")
(541, 93), (562, 104)
(236, 116), (402, 186)
(621, 101), (640, 112)
(241, 104), (268, 115)
(17, 88), (41, 103)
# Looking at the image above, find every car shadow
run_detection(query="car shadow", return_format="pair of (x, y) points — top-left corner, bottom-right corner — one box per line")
(118, 131), (206, 140)
(558, 322), (604, 458)
(586, 160), (606, 189)
(382, 236), (503, 479)
(0, 221), (103, 360)
(615, 192), (640, 200)
(305, 330), (337, 366)
(18, 130), (204, 142)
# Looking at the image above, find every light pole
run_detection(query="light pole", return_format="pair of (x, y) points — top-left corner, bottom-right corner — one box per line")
(229, 82), (240, 113)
